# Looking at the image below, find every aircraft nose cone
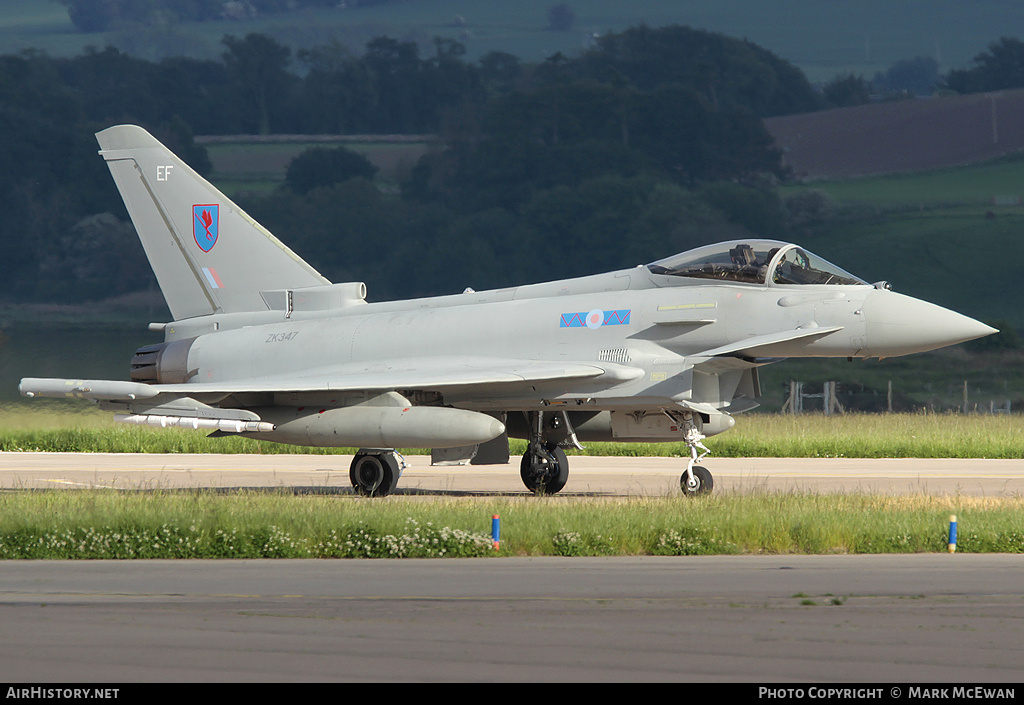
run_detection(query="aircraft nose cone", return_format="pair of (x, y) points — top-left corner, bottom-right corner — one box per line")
(862, 290), (997, 357)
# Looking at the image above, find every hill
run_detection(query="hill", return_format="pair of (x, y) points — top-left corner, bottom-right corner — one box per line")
(5, 0), (1024, 84)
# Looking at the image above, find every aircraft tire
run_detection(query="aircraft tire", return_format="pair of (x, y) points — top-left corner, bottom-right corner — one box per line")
(350, 451), (400, 497)
(520, 446), (569, 495)
(680, 465), (713, 497)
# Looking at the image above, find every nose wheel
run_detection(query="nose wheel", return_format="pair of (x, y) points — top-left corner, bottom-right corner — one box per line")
(680, 465), (714, 496)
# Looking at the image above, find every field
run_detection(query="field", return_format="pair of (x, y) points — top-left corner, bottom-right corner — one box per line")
(767, 90), (1024, 180)
(2, 0), (1021, 83)
(200, 137), (432, 195)
(789, 164), (1024, 207)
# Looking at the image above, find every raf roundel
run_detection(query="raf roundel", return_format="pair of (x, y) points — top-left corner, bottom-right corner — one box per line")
(192, 204), (219, 252)
(586, 308), (604, 329)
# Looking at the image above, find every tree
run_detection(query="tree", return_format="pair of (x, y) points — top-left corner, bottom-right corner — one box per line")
(362, 37), (427, 133)
(579, 25), (821, 117)
(944, 37), (1024, 93)
(822, 73), (871, 108)
(873, 57), (939, 96)
(284, 146), (378, 195)
(222, 33), (293, 135)
(630, 85), (783, 185)
(478, 51), (522, 93)
(56, 46), (161, 126)
(38, 213), (152, 301)
(296, 41), (378, 134)
(697, 182), (787, 239)
(157, 116), (212, 176)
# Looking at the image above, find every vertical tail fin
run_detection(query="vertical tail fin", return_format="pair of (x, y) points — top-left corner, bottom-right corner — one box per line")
(96, 125), (329, 321)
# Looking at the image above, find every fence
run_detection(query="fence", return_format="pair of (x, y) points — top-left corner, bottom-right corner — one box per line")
(780, 380), (1014, 414)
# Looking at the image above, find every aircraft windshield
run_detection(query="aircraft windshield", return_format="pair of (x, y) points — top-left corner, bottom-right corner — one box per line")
(646, 241), (866, 286)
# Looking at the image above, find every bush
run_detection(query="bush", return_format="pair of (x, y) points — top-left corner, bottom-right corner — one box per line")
(284, 146), (378, 195)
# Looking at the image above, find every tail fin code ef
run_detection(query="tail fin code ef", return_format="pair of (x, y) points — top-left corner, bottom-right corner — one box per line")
(96, 125), (328, 321)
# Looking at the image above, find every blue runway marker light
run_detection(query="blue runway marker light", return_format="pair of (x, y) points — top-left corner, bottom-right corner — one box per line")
(492, 514), (500, 550)
(948, 514), (957, 553)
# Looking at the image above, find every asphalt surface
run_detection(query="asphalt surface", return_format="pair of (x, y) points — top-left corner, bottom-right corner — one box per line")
(1, 555), (1023, 682)
(1, 453), (1023, 683)
(2, 452), (1024, 496)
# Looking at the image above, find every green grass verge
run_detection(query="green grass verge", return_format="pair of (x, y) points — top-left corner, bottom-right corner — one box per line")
(0, 490), (1018, 558)
(3, 404), (1022, 459)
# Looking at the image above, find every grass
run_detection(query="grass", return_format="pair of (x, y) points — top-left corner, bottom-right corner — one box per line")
(0, 490), (1019, 558)
(4, 402), (1023, 458)
(580, 413), (1024, 460)
(3, 402), (1023, 458)
(782, 155), (1024, 209)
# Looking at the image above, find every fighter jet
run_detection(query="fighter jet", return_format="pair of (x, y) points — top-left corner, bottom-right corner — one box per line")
(19, 125), (997, 496)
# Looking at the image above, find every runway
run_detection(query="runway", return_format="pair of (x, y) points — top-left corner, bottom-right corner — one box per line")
(1, 555), (1023, 682)
(1, 452), (1023, 683)
(2, 452), (1024, 496)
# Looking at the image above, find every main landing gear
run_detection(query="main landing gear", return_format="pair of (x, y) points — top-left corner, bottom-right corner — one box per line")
(521, 443), (569, 494)
(520, 410), (577, 495)
(350, 449), (404, 497)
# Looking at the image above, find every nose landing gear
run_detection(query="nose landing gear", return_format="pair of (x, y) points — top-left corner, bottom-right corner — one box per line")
(680, 412), (714, 497)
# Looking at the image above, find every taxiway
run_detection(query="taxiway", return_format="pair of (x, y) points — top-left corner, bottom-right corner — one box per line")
(2, 452), (1023, 496)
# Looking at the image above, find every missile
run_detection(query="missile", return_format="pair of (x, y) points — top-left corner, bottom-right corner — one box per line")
(249, 405), (506, 449)
(114, 414), (275, 433)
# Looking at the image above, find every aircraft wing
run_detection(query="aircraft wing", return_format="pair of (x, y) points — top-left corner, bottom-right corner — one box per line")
(20, 357), (643, 401)
(166, 357), (642, 394)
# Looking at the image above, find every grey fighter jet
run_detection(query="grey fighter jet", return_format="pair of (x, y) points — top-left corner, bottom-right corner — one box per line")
(19, 126), (997, 496)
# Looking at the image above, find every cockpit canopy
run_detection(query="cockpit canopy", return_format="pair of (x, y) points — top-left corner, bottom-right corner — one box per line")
(646, 240), (866, 286)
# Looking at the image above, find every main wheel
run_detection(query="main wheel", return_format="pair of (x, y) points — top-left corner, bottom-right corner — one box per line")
(350, 451), (400, 497)
(680, 465), (713, 497)
(520, 445), (569, 495)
